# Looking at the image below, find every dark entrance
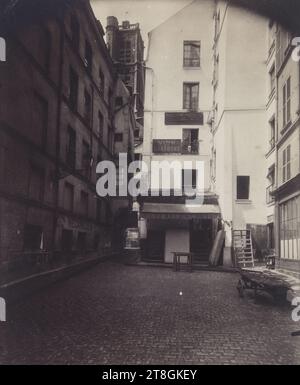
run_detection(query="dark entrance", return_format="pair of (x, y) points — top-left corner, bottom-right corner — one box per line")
(143, 230), (165, 262)
(61, 229), (73, 252)
(190, 219), (213, 262)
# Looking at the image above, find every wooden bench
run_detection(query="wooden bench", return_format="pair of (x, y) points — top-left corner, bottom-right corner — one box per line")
(172, 252), (194, 272)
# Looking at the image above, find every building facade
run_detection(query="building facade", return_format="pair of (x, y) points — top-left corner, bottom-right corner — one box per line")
(140, 0), (221, 264)
(211, 1), (269, 265)
(139, 0), (300, 270)
(273, 24), (300, 272)
(265, 19), (277, 254)
(0, 0), (134, 283)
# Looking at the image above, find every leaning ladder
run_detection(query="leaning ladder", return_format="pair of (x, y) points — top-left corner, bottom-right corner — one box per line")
(233, 229), (254, 268)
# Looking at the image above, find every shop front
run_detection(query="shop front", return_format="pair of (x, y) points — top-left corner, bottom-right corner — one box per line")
(140, 202), (220, 264)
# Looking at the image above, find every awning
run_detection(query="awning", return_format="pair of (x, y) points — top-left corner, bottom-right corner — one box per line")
(142, 203), (220, 220)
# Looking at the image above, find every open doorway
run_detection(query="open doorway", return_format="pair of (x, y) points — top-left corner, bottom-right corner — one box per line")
(190, 219), (213, 262)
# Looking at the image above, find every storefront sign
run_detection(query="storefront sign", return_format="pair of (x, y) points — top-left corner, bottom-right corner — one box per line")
(165, 112), (204, 125)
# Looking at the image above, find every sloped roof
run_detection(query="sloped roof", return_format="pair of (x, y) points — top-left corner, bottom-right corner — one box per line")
(147, 0), (300, 36)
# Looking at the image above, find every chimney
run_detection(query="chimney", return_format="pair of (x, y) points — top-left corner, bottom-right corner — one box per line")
(106, 16), (119, 60)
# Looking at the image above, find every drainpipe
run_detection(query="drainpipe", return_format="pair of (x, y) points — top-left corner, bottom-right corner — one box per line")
(143, 64), (154, 189)
(274, 26), (280, 267)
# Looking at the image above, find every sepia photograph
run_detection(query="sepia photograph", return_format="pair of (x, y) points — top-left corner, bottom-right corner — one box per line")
(0, 0), (300, 370)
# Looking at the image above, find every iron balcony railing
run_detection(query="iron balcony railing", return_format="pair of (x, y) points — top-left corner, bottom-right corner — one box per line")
(152, 139), (199, 154)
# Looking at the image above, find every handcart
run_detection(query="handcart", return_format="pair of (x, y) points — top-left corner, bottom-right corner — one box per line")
(237, 268), (290, 303)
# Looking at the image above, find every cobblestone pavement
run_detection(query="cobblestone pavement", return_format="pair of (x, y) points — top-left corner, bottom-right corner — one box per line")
(0, 262), (300, 365)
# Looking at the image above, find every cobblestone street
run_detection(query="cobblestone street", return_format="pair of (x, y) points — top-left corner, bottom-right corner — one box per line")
(1, 262), (300, 365)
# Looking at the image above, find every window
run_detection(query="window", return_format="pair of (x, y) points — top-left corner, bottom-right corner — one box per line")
(279, 195), (300, 260)
(134, 153), (142, 162)
(267, 223), (274, 250)
(114, 133), (123, 142)
(63, 182), (74, 212)
(23, 224), (43, 251)
(183, 41), (200, 67)
(182, 129), (199, 154)
(266, 165), (275, 204)
(80, 191), (89, 216)
(108, 128), (114, 153)
(28, 165), (44, 201)
(182, 169), (197, 191)
(77, 232), (87, 251)
(82, 140), (91, 171)
(183, 83), (199, 110)
(70, 15), (80, 50)
(69, 67), (78, 110)
(237, 176), (250, 200)
(269, 116), (275, 150)
(34, 93), (48, 147)
(108, 87), (113, 108)
(269, 65), (275, 96)
(93, 233), (100, 250)
(134, 129), (140, 138)
(104, 201), (111, 224)
(115, 96), (123, 108)
(99, 68), (105, 93)
(282, 144), (291, 183)
(276, 28), (292, 70)
(96, 199), (102, 222)
(283, 77), (291, 128)
(84, 89), (92, 123)
(84, 41), (92, 73)
(98, 111), (104, 139)
(66, 126), (76, 168)
(39, 28), (51, 71)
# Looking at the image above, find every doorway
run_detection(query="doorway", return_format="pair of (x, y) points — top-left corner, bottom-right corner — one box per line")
(143, 230), (165, 262)
(190, 219), (213, 262)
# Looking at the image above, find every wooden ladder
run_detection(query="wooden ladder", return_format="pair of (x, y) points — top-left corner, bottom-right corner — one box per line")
(233, 229), (254, 268)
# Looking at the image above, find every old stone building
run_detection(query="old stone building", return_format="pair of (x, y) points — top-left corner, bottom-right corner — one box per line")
(0, 0), (135, 283)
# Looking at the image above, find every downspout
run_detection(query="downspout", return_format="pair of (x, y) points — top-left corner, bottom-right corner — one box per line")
(274, 26), (280, 266)
(143, 65), (154, 190)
